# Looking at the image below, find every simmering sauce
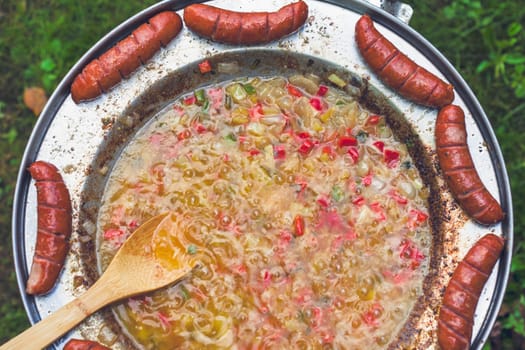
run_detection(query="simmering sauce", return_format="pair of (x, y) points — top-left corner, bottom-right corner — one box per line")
(96, 75), (431, 349)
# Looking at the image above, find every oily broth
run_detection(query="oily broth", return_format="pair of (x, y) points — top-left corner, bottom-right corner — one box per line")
(96, 76), (431, 349)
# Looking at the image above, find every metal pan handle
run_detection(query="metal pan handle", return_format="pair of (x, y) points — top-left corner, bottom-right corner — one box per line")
(364, 0), (413, 23)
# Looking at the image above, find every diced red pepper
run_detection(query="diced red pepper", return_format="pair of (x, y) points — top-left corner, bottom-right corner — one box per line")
(366, 115), (381, 125)
(384, 149), (400, 168)
(298, 139), (315, 155)
(407, 209), (429, 229)
(248, 148), (261, 156)
(293, 215), (305, 236)
(321, 145), (336, 160)
(370, 202), (386, 221)
(297, 131), (311, 139)
(352, 195), (365, 206)
(316, 85), (329, 96)
(177, 129), (191, 141)
(372, 141), (384, 152)
(389, 189), (408, 205)
(128, 220), (139, 230)
(183, 95), (196, 105)
(273, 144), (286, 160)
(287, 84), (303, 97)
(249, 103), (264, 120)
(317, 194), (331, 208)
(338, 136), (358, 148)
(104, 228), (125, 240)
(309, 97), (323, 111)
(173, 105), (184, 116)
(399, 238), (425, 269)
(362, 302), (383, 327)
(347, 147), (359, 163)
(193, 123), (207, 133)
(362, 174), (373, 186)
(198, 59), (212, 74)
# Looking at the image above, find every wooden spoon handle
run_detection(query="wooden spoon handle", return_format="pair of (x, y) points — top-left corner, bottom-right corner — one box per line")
(0, 276), (118, 350)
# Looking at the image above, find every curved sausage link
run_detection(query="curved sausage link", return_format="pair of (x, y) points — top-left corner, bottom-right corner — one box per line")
(355, 15), (454, 108)
(63, 339), (111, 350)
(183, 1), (308, 45)
(71, 11), (182, 103)
(435, 105), (504, 225)
(26, 161), (72, 295)
(438, 234), (504, 350)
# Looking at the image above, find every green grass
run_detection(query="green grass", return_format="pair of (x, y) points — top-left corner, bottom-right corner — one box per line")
(1, 0), (524, 348)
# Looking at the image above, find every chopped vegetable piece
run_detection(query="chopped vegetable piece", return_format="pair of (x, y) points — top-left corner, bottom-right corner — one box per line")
(226, 83), (248, 103)
(183, 95), (196, 105)
(198, 59), (212, 74)
(293, 215), (305, 236)
(187, 244), (197, 255)
(366, 115), (381, 125)
(338, 136), (358, 148)
(177, 129), (191, 141)
(104, 228), (125, 240)
(389, 190), (408, 205)
(298, 139), (315, 155)
(273, 144), (286, 160)
(194, 89), (207, 106)
(331, 185), (344, 202)
(352, 195), (365, 206)
(373, 141), (384, 152)
(319, 108), (333, 123)
(287, 84), (303, 97)
(384, 149), (400, 168)
(347, 147), (359, 163)
(328, 73), (347, 88)
(316, 85), (329, 96)
(309, 97), (323, 111)
(243, 83), (256, 95)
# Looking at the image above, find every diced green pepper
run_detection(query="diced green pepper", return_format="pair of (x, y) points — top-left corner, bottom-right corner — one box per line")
(243, 83), (256, 95)
(194, 89), (207, 106)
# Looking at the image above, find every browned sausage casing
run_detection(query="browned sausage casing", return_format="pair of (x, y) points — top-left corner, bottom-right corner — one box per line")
(438, 234), (504, 350)
(71, 11), (182, 103)
(183, 1), (308, 45)
(355, 15), (454, 108)
(26, 161), (72, 295)
(63, 339), (111, 350)
(436, 105), (504, 225)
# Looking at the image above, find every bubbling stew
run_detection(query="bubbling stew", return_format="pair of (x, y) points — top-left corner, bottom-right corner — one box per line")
(96, 75), (431, 349)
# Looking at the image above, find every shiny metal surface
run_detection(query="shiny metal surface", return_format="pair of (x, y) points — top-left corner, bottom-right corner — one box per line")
(12, 0), (512, 349)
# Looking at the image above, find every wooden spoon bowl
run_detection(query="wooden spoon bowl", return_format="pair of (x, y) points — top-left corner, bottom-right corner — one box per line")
(1, 212), (193, 350)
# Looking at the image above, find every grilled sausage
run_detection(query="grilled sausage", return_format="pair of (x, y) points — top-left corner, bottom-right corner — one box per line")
(355, 15), (454, 108)
(438, 234), (505, 350)
(183, 1), (308, 45)
(64, 339), (111, 350)
(26, 161), (72, 295)
(435, 105), (504, 225)
(71, 11), (182, 103)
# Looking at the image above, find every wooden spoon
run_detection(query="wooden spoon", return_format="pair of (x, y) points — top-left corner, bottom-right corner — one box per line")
(1, 212), (193, 350)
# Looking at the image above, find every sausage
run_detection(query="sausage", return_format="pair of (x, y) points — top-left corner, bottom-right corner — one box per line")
(435, 105), (504, 225)
(71, 11), (182, 103)
(438, 234), (504, 350)
(355, 15), (454, 108)
(63, 339), (111, 350)
(183, 1), (308, 45)
(26, 161), (72, 295)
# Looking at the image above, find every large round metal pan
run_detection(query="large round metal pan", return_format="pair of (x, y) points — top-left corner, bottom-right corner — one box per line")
(12, 0), (513, 349)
